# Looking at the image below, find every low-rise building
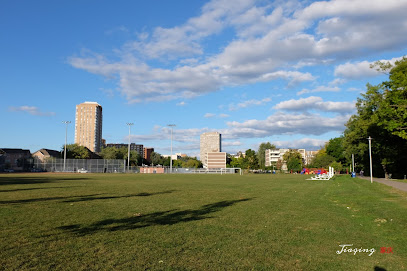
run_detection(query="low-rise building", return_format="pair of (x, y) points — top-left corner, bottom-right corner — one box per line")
(32, 149), (61, 162)
(0, 148), (32, 171)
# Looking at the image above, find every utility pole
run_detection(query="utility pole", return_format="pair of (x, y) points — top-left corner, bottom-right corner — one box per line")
(368, 136), (373, 183)
(126, 123), (134, 172)
(62, 121), (71, 172)
(167, 124), (176, 173)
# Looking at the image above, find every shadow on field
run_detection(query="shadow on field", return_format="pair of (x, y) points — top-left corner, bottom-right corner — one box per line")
(0, 176), (89, 185)
(0, 186), (82, 193)
(0, 190), (177, 205)
(57, 198), (253, 235)
(0, 194), (104, 205)
(62, 190), (177, 203)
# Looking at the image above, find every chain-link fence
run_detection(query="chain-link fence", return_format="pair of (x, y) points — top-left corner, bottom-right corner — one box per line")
(33, 158), (126, 173)
(168, 167), (241, 174)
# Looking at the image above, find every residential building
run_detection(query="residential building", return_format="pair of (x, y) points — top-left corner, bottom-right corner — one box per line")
(265, 148), (306, 170)
(143, 147), (154, 162)
(32, 149), (61, 162)
(200, 132), (222, 168)
(106, 143), (144, 157)
(74, 102), (103, 153)
(0, 148), (32, 171)
(206, 152), (227, 169)
(305, 150), (319, 165)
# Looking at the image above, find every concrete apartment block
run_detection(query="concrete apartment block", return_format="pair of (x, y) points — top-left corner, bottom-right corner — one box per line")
(200, 132), (221, 168)
(75, 102), (103, 153)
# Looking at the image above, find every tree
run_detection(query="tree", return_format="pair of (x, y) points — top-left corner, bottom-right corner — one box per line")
(371, 57), (407, 140)
(257, 142), (276, 169)
(63, 144), (91, 159)
(283, 150), (303, 172)
(310, 149), (335, 168)
(244, 149), (258, 169)
(343, 57), (407, 178)
(150, 152), (164, 165)
(229, 156), (244, 168)
(325, 137), (348, 166)
(100, 147), (118, 159)
(100, 147), (141, 166)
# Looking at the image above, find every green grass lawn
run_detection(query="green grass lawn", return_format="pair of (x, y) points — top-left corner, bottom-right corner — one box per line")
(1, 173), (406, 270)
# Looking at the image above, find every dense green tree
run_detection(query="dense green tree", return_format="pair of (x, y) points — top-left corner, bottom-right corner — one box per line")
(371, 57), (407, 140)
(185, 159), (202, 168)
(344, 57), (407, 178)
(257, 142), (276, 169)
(310, 149), (335, 168)
(62, 144), (91, 159)
(244, 149), (259, 169)
(325, 137), (348, 166)
(150, 152), (164, 165)
(228, 156), (244, 168)
(283, 150), (303, 172)
(100, 147), (141, 166)
(100, 147), (118, 159)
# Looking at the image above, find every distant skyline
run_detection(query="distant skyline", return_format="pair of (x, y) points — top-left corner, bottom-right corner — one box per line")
(2, 0), (407, 157)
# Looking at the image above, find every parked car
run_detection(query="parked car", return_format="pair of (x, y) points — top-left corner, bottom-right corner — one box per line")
(77, 168), (88, 173)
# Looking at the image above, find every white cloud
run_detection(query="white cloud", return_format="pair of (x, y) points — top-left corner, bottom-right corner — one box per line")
(9, 106), (55, 116)
(274, 96), (355, 114)
(176, 101), (186, 106)
(273, 138), (327, 150)
(204, 113), (229, 118)
(229, 97), (272, 111)
(334, 57), (403, 80)
(297, 86), (340, 95)
(204, 113), (216, 118)
(225, 112), (350, 138)
(69, 0), (407, 103)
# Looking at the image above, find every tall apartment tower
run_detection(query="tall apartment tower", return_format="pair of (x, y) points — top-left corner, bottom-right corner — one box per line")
(74, 102), (103, 153)
(200, 132), (222, 167)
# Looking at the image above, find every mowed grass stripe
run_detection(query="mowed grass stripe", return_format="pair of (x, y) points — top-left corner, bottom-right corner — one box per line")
(0, 173), (406, 270)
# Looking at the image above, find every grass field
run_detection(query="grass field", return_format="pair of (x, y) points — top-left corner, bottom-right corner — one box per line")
(1, 173), (406, 270)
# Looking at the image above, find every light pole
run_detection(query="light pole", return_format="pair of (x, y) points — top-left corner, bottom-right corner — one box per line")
(62, 121), (71, 172)
(167, 124), (176, 173)
(368, 136), (373, 183)
(126, 123), (134, 172)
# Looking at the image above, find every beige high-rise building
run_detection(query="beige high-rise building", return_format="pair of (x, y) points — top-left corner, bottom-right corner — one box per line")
(74, 102), (103, 153)
(200, 132), (222, 168)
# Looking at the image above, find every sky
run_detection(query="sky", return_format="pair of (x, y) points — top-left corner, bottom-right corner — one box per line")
(1, 0), (407, 158)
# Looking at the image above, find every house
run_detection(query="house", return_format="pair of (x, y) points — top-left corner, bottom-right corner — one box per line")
(32, 149), (61, 162)
(0, 148), (32, 172)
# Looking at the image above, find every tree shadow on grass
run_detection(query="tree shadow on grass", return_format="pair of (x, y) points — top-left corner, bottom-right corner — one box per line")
(0, 176), (89, 185)
(0, 190), (177, 205)
(0, 186), (82, 193)
(57, 198), (253, 235)
(62, 190), (177, 203)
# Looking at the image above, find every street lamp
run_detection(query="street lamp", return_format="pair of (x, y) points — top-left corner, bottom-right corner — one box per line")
(62, 121), (71, 172)
(167, 124), (176, 173)
(368, 136), (373, 183)
(126, 123), (134, 172)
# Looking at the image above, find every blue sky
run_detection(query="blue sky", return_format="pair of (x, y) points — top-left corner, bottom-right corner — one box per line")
(2, 0), (407, 158)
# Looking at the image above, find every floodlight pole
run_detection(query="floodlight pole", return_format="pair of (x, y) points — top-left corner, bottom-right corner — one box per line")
(167, 124), (176, 173)
(62, 121), (71, 172)
(126, 123), (134, 172)
(368, 136), (373, 183)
